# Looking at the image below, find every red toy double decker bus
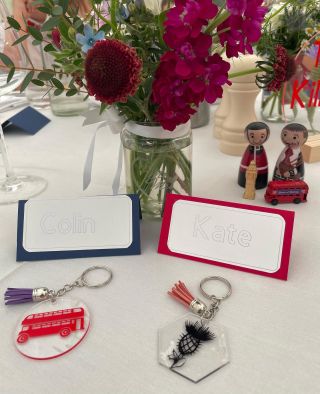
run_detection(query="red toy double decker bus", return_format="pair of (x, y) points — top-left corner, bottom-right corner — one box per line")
(17, 308), (85, 344)
(265, 180), (309, 205)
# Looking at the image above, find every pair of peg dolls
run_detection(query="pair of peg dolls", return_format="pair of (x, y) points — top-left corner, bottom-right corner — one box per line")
(238, 122), (308, 193)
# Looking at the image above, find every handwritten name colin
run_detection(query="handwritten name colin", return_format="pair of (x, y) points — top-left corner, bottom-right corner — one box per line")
(193, 215), (252, 247)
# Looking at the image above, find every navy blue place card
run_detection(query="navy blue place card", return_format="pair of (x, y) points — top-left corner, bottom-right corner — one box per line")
(2, 106), (50, 135)
(17, 195), (141, 261)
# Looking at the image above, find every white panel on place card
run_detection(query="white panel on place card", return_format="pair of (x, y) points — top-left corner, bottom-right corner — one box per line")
(23, 195), (133, 252)
(167, 200), (285, 273)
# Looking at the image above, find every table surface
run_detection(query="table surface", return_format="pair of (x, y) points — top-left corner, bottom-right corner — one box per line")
(0, 103), (319, 394)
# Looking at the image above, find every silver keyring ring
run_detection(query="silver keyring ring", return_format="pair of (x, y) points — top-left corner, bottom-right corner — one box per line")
(200, 276), (232, 301)
(81, 266), (113, 288)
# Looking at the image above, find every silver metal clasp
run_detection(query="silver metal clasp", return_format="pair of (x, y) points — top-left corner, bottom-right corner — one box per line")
(190, 299), (207, 317)
(32, 287), (50, 302)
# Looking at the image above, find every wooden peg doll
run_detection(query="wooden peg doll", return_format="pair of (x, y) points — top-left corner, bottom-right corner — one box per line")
(238, 122), (270, 190)
(273, 123), (308, 181)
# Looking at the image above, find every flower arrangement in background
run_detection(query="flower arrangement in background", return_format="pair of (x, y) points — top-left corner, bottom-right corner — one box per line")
(256, 0), (320, 128)
(0, 0), (269, 131)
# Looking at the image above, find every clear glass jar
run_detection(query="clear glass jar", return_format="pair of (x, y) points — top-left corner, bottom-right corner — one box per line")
(261, 88), (297, 123)
(121, 122), (192, 218)
(50, 77), (89, 116)
(261, 56), (320, 132)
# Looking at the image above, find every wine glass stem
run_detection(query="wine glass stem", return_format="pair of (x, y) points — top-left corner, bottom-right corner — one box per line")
(0, 124), (15, 179)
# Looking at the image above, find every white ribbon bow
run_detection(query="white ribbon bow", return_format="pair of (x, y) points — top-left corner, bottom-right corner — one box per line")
(82, 107), (125, 193)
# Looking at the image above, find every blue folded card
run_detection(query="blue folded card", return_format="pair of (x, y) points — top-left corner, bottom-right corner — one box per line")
(17, 194), (141, 261)
(2, 106), (50, 135)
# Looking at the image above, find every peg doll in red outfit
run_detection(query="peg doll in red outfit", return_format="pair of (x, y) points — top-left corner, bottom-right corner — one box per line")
(238, 122), (270, 190)
(273, 123), (308, 181)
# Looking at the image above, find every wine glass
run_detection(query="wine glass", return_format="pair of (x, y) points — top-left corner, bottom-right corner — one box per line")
(0, 0), (47, 204)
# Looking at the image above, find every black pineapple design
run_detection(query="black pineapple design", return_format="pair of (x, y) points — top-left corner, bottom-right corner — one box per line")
(169, 321), (215, 368)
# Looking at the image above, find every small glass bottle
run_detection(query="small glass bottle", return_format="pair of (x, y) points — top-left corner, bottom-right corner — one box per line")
(50, 76), (89, 116)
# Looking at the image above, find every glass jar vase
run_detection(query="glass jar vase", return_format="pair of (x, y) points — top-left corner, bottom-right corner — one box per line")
(50, 77), (89, 116)
(261, 88), (297, 123)
(121, 121), (192, 218)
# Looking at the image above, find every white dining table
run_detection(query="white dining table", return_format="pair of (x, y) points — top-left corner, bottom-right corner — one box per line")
(0, 102), (319, 394)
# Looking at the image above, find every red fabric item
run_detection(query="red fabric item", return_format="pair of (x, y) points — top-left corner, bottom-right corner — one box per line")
(239, 145), (268, 174)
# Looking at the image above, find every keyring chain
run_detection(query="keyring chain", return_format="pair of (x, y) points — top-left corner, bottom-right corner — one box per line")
(4, 266), (113, 305)
(49, 280), (84, 301)
(168, 276), (232, 322)
(163, 276), (233, 379)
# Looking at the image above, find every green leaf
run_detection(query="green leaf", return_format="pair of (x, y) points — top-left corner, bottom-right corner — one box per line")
(32, 40), (42, 46)
(58, 20), (70, 41)
(44, 44), (56, 52)
(60, 0), (69, 13)
(12, 34), (29, 46)
(28, 26), (43, 41)
(68, 27), (76, 40)
(31, 79), (45, 86)
(74, 18), (83, 30)
(0, 52), (14, 67)
(66, 89), (78, 97)
(73, 58), (83, 66)
(98, 24), (111, 34)
(54, 88), (64, 96)
(6, 67), (15, 83)
(41, 17), (60, 32)
(20, 71), (35, 92)
(52, 5), (63, 15)
(38, 70), (55, 81)
(7, 17), (21, 30)
(100, 102), (107, 115)
(51, 77), (64, 90)
(37, 6), (52, 14)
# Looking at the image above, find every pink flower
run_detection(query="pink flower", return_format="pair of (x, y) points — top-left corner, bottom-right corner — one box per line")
(218, 0), (267, 58)
(52, 28), (61, 49)
(152, 0), (231, 130)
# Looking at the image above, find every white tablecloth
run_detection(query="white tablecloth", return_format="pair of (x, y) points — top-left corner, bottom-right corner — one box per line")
(0, 104), (319, 394)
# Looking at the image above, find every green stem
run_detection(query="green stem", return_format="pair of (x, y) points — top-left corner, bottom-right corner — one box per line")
(278, 86), (284, 116)
(264, 0), (295, 25)
(269, 93), (278, 118)
(90, 0), (113, 30)
(128, 137), (192, 217)
(262, 92), (276, 110)
(205, 10), (230, 35)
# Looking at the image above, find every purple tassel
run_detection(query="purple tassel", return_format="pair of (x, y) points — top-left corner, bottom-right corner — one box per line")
(4, 287), (50, 305)
(4, 288), (33, 305)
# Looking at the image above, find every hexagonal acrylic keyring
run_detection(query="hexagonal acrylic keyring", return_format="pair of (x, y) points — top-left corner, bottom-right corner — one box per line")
(158, 313), (230, 383)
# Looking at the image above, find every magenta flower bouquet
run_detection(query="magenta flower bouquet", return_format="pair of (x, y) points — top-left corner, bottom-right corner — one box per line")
(1, 0), (269, 216)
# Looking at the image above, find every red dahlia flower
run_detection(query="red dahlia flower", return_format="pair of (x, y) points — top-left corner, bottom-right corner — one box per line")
(256, 45), (297, 92)
(85, 39), (142, 104)
(268, 45), (297, 92)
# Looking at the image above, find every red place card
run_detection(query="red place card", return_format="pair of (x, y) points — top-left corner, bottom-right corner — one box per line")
(158, 194), (295, 280)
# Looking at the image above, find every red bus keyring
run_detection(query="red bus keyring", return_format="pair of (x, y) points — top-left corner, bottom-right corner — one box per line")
(5, 266), (113, 360)
(17, 307), (86, 344)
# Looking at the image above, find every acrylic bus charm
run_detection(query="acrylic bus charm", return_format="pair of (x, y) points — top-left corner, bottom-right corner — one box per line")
(4, 266), (113, 360)
(158, 277), (232, 383)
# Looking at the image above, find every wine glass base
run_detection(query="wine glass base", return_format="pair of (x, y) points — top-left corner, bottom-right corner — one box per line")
(0, 175), (47, 205)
